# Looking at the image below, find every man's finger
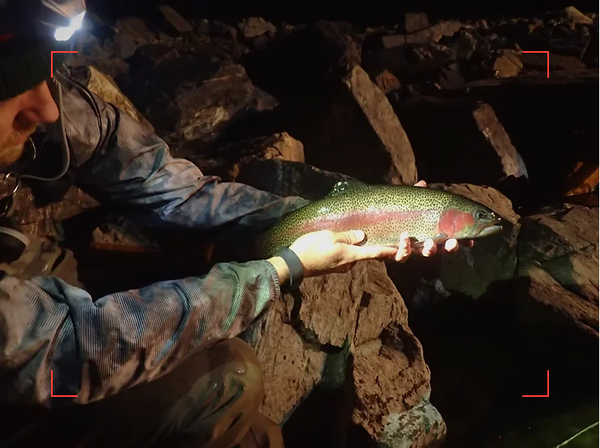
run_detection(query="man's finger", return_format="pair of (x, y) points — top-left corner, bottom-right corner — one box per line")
(421, 239), (437, 257)
(347, 244), (398, 260)
(395, 232), (411, 262)
(414, 180), (427, 187)
(463, 239), (475, 248)
(336, 229), (365, 245)
(444, 239), (459, 252)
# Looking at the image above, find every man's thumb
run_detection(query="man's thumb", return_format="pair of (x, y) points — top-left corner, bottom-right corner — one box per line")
(337, 229), (365, 245)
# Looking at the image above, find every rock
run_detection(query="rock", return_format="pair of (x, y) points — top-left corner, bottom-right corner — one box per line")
(188, 132), (305, 181)
(377, 400), (447, 448)
(493, 49), (523, 77)
(374, 69), (401, 94)
(114, 39), (268, 157)
(283, 65), (418, 185)
(211, 21), (238, 40)
(196, 18), (211, 36)
(79, 66), (154, 133)
(113, 16), (157, 44)
(242, 258), (442, 445)
(436, 63), (465, 89)
(238, 17), (277, 38)
(239, 20), (361, 100)
(405, 21), (463, 45)
(158, 5), (193, 34)
(250, 299), (327, 424)
(381, 34), (406, 49)
(405, 13), (429, 33)
(562, 161), (599, 197)
(351, 261), (444, 445)
(564, 6), (595, 26)
(444, 28), (490, 61)
(518, 204), (599, 306)
(520, 52), (586, 71)
(391, 96), (528, 187)
(235, 159), (357, 201)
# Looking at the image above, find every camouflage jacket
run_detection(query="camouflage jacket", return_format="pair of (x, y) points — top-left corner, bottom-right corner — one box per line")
(0, 69), (308, 409)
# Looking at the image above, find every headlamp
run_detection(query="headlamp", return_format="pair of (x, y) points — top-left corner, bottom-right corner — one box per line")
(53, 10), (85, 41)
(38, 0), (87, 42)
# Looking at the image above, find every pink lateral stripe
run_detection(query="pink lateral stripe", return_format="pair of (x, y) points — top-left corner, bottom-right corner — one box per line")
(295, 209), (433, 234)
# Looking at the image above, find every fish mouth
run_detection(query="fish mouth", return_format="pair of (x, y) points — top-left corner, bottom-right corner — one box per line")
(478, 223), (503, 237)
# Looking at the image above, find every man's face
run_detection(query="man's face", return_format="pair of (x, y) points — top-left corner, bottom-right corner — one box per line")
(0, 80), (60, 168)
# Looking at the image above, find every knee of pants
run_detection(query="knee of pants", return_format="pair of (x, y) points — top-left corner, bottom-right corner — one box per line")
(208, 337), (265, 410)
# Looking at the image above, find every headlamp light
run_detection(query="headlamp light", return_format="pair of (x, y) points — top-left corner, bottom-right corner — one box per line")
(53, 9), (85, 41)
(38, 0), (87, 42)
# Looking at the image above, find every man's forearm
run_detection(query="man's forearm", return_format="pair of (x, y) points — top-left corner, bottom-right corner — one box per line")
(0, 260), (283, 408)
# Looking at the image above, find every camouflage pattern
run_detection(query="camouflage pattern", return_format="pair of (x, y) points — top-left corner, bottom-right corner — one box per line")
(0, 68), (308, 446)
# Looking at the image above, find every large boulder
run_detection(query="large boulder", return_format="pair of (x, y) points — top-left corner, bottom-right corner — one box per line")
(112, 37), (274, 158)
(235, 161), (444, 446)
(516, 204), (599, 338)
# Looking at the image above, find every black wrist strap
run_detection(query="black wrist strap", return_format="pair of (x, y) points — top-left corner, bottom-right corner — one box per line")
(273, 247), (305, 291)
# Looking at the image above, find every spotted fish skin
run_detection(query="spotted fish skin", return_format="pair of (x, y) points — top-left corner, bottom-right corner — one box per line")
(256, 184), (503, 258)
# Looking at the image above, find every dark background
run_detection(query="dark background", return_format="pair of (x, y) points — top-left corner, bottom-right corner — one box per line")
(87, 0), (599, 24)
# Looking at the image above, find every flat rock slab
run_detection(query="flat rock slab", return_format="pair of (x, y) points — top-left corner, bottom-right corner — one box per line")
(392, 96), (528, 187)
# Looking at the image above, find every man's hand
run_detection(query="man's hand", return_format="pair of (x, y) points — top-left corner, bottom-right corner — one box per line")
(287, 229), (398, 277)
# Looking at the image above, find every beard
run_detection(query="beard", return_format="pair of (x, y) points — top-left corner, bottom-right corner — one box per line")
(0, 124), (37, 168)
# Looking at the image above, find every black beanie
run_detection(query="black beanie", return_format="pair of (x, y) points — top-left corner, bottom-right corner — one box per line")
(0, 33), (70, 102)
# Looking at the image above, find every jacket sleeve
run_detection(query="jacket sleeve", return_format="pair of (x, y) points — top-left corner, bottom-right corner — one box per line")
(0, 258), (281, 409)
(59, 73), (309, 235)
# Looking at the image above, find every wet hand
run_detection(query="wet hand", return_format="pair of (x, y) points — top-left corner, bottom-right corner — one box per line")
(288, 229), (398, 277)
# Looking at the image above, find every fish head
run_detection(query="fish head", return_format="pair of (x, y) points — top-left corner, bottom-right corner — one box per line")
(438, 203), (504, 240)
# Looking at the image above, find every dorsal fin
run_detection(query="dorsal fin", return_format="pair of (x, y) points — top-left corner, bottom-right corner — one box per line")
(326, 180), (370, 197)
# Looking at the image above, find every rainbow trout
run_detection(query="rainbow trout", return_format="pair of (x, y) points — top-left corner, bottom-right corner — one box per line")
(257, 181), (504, 258)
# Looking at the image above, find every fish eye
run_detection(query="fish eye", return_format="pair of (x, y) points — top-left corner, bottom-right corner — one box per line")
(475, 210), (488, 220)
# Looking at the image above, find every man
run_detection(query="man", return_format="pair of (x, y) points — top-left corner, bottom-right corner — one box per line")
(0, 1), (466, 447)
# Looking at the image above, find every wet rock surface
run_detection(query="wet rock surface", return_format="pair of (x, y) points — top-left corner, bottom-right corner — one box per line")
(16, 3), (598, 447)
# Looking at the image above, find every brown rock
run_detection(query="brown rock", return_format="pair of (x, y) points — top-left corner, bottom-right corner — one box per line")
(519, 205), (599, 306)
(115, 39), (269, 157)
(405, 13), (429, 33)
(374, 69), (401, 94)
(158, 5), (193, 34)
(381, 34), (406, 49)
(564, 6), (594, 26)
(298, 262), (368, 346)
(392, 96), (528, 186)
(405, 21), (463, 45)
(493, 50), (523, 77)
(520, 52), (586, 71)
(296, 65), (418, 185)
(351, 261), (445, 445)
(188, 132), (304, 181)
(519, 265), (598, 338)
(252, 299), (326, 423)
(238, 17), (277, 38)
(243, 257), (442, 443)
